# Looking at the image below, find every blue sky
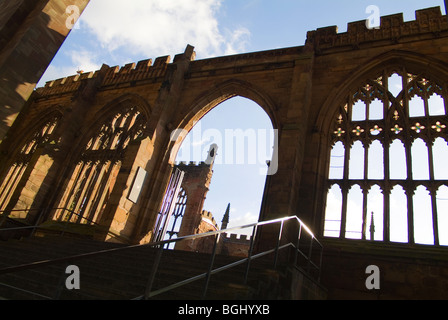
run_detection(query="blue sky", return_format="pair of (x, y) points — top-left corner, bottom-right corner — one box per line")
(38, 0), (446, 233)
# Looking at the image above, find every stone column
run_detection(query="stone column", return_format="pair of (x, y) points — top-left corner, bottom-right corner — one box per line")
(257, 54), (315, 252)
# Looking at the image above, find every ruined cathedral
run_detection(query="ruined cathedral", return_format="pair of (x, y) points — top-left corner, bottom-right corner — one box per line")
(0, 1), (448, 300)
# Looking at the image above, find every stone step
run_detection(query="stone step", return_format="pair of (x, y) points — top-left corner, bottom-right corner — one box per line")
(0, 235), (282, 300)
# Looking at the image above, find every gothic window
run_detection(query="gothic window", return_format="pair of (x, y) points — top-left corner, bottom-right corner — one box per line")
(324, 69), (448, 246)
(55, 106), (146, 224)
(0, 116), (60, 211)
(164, 188), (187, 241)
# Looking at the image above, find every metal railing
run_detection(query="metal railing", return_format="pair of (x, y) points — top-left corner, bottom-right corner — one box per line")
(0, 214), (323, 300)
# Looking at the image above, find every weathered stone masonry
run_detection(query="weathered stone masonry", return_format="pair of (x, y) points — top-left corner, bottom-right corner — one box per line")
(1, 6), (448, 299)
(0, 0), (90, 141)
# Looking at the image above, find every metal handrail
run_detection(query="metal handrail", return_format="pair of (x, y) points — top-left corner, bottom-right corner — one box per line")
(0, 214), (323, 300)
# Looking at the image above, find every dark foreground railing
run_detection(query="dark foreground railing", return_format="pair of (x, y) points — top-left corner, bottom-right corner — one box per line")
(0, 212), (323, 300)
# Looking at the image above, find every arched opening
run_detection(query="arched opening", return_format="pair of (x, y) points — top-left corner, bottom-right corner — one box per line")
(368, 140), (384, 180)
(174, 96), (275, 235)
(389, 185), (408, 243)
(390, 139), (407, 180)
(346, 184), (363, 239)
(436, 186), (448, 246)
(323, 184), (342, 238)
(322, 63), (448, 246)
(0, 113), (61, 220)
(53, 105), (148, 225)
(413, 185), (434, 245)
(411, 138), (430, 180)
(367, 185), (383, 241)
(348, 141), (365, 180)
(328, 141), (345, 180)
(433, 138), (448, 180)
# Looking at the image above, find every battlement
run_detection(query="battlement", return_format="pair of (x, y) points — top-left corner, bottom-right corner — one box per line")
(35, 54), (173, 97)
(35, 71), (97, 97)
(175, 161), (210, 167)
(224, 232), (252, 243)
(306, 6), (448, 52)
(34, 45), (197, 98)
(101, 55), (171, 86)
(201, 210), (219, 229)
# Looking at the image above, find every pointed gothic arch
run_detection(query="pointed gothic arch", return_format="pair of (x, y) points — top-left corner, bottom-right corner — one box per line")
(51, 97), (150, 225)
(320, 52), (448, 246)
(167, 79), (278, 165)
(0, 110), (62, 220)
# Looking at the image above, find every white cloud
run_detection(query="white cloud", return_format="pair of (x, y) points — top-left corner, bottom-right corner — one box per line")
(79, 0), (250, 59)
(67, 49), (101, 73)
(38, 0), (252, 86)
(224, 27), (251, 55)
(37, 49), (101, 87)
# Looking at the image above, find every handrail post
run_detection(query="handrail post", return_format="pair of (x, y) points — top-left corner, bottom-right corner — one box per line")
(144, 243), (164, 300)
(294, 223), (303, 267)
(244, 224), (258, 285)
(31, 207), (48, 237)
(273, 220), (284, 268)
(61, 209), (75, 237)
(317, 244), (323, 283)
(307, 237), (314, 274)
(202, 233), (220, 300)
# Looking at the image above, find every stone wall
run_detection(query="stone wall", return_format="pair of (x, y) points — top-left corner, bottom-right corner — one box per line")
(0, 0), (90, 141)
(321, 239), (448, 299)
(1, 6), (448, 299)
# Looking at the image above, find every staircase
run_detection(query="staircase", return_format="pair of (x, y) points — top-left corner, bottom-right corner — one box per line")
(0, 234), (326, 300)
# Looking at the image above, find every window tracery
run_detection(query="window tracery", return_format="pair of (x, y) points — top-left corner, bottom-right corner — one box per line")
(324, 68), (448, 246)
(55, 106), (147, 224)
(165, 188), (187, 241)
(0, 116), (60, 211)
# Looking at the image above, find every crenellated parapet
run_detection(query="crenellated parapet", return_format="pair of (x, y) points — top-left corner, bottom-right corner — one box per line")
(101, 56), (171, 87)
(35, 55), (173, 97)
(223, 233), (252, 243)
(176, 161), (210, 167)
(200, 210), (219, 230)
(306, 7), (448, 53)
(35, 71), (97, 97)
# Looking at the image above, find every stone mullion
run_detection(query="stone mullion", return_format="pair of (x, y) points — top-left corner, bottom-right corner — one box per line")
(383, 139), (391, 243)
(362, 187), (369, 240)
(87, 160), (114, 224)
(340, 138), (351, 239)
(403, 71), (415, 245)
(362, 141), (369, 240)
(80, 163), (104, 223)
(430, 187), (440, 246)
(82, 145), (112, 223)
(404, 138), (415, 245)
(81, 144), (120, 223)
(59, 162), (87, 220)
(90, 142), (125, 224)
(427, 136), (440, 246)
(71, 163), (96, 222)
(383, 72), (391, 243)
(432, 79), (448, 246)
(0, 163), (24, 211)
